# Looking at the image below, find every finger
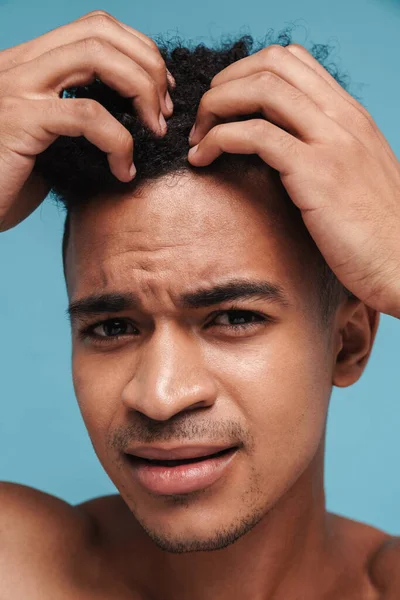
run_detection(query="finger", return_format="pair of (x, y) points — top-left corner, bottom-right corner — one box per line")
(210, 45), (356, 126)
(7, 38), (166, 137)
(189, 72), (342, 148)
(75, 12), (175, 112)
(5, 97), (136, 181)
(211, 44), (362, 120)
(285, 44), (399, 166)
(0, 12), (174, 117)
(75, 11), (161, 55)
(76, 11), (176, 88)
(207, 44), (392, 163)
(187, 119), (307, 176)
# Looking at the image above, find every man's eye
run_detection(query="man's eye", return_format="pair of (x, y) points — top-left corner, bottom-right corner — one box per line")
(79, 311), (271, 345)
(95, 319), (137, 337)
(83, 319), (138, 340)
(208, 310), (268, 331)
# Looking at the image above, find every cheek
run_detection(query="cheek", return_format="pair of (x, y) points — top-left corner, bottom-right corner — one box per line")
(71, 320), (331, 487)
(208, 324), (332, 483)
(72, 351), (127, 450)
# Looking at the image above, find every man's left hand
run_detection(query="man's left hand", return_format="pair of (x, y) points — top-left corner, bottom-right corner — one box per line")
(187, 44), (400, 318)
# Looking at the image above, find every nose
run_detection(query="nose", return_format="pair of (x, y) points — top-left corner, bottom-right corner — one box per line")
(120, 322), (218, 421)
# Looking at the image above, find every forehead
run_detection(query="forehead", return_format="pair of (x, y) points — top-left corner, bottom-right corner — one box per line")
(65, 170), (313, 303)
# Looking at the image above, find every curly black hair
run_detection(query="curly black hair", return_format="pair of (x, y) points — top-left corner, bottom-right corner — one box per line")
(35, 27), (356, 323)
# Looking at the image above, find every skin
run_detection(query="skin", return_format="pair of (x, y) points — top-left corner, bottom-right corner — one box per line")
(2, 169), (397, 599)
(64, 169), (390, 600)
(0, 10), (175, 231)
(188, 42), (400, 318)
(1, 169), (398, 600)
(0, 9), (400, 600)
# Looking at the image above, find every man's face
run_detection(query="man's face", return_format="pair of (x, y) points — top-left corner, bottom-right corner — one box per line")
(66, 169), (338, 552)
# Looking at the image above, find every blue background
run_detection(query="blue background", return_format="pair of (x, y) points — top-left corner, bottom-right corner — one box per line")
(0, 0), (399, 533)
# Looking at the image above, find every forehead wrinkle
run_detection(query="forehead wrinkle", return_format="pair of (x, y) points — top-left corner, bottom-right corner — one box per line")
(99, 230), (223, 277)
(95, 250), (185, 308)
(119, 211), (218, 243)
(106, 240), (193, 260)
(94, 228), (274, 296)
(69, 177), (296, 299)
(87, 235), (197, 291)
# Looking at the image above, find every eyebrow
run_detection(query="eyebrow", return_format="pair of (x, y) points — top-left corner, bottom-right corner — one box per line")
(182, 280), (289, 309)
(67, 279), (290, 323)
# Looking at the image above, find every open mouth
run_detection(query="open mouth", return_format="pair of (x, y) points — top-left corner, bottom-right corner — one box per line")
(126, 446), (239, 495)
(127, 446), (237, 468)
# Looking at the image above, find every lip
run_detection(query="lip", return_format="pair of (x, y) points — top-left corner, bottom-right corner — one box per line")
(126, 446), (238, 495)
(125, 444), (236, 461)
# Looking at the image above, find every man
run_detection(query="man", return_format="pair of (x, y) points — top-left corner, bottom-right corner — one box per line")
(0, 9), (399, 599)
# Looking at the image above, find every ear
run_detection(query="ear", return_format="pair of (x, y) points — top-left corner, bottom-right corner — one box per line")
(332, 298), (380, 388)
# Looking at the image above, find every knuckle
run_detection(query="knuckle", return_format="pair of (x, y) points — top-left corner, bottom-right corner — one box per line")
(248, 119), (269, 138)
(140, 74), (158, 98)
(290, 88), (309, 107)
(149, 54), (167, 77)
(87, 9), (112, 18)
(73, 98), (102, 120)
(81, 36), (108, 56)
(198, 88), (214, 112)
(260, 44), (287, 63)
(338, 130), (361, 152)
(116, 128), (133, 153)
(255, 70), (280, 89)
(79, 9), (108, 19)
(322, 133), (360, 174)
(278, 132), (299, 155)
(88, 13), (114, 31)
(352, 110), (376, 138)
(313, 158), (340, 187)
(287, 43), (306, 54)
(145, 37), (159, 52)
(356, 102), (373, 120)
(209, 123), (225, 143)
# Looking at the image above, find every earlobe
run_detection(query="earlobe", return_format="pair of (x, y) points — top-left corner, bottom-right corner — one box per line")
(332, 300), (380, 388)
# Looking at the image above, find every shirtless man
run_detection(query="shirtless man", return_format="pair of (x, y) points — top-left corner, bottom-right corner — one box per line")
(0, 10), (399, 599)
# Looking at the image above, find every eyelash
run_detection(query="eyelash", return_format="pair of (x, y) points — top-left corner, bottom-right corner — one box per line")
(78, 307), (272, 346)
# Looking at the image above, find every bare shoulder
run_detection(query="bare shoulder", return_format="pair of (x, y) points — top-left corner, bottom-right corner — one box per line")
(0, 482), (99, 596)
(328, 513), (399, 598)
(370, 534), (400, 597)
(0, 481), (93, 544)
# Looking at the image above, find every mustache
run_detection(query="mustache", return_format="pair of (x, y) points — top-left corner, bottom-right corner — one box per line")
(108, 415), (247, 453)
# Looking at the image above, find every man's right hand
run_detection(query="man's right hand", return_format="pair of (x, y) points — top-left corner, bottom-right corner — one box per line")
(0, 10), (175, 232)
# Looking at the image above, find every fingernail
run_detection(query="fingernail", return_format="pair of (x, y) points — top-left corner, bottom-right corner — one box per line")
(165, 91), (173, 112)
(166, 69), (176, 88)
(188, 144), (198, 158)
(129, 163), (136, 178)
(159, 112), (167, 134)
